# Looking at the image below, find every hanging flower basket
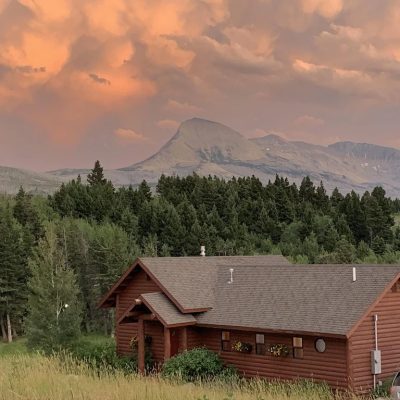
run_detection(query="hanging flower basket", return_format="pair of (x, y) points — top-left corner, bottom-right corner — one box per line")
(130, 335), (152, 350)
(268, 344), (290, 357)
(232, 340), (253, 353)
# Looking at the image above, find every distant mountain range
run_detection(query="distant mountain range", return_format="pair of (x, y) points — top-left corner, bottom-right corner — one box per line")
(3, 118), (400, 196)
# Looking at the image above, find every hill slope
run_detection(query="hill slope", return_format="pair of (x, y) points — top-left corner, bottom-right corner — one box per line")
(0, 166), (66, 195)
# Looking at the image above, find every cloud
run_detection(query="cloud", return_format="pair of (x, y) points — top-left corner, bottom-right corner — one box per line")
(1, 0), (400, 170)
(89, 73), (111, 85)
(163, 99), (203, 115)
(301, 0), (343, 18)
(155, 119), (180, 130)
(295, 116), (325, 127)
(114, 128), (150, 144)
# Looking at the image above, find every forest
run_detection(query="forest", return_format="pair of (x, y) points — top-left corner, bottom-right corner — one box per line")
(1, 160), (400, 345)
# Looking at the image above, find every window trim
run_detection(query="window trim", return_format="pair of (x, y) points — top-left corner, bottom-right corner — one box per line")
(255, 334), (266, 355)
(221, 331), (231, 352)
(293, 337), (304, 359)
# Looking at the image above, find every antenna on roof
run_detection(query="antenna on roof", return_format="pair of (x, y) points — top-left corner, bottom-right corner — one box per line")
(353, 267), (357, 282)
(228, 268), (234, 284)
(200, 246), (206, 257)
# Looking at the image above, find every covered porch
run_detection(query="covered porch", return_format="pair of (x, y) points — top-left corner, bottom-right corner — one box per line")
(117, 292), (196, 373)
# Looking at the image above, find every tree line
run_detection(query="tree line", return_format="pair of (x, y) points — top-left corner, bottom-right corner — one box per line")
(1, 160), (400, 345)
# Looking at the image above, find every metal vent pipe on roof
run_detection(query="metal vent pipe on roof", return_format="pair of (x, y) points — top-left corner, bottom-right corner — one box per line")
(228, 268), (234, 284)
(200, 246), (206, 257)
(353, 267), (357, 282)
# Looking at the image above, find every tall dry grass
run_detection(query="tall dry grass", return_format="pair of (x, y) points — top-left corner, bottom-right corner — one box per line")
(0, 353), (362, 400)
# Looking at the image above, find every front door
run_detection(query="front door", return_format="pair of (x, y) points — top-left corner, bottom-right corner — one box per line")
(170, 328), (180, 357)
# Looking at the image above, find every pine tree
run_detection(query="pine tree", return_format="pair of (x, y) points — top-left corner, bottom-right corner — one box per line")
(137, 180), (152, 204)
(25, 224), (82, 352)
(315, 181), (329, 212)
(275, 187), (294, 224)
(0, 206), (28, 342)
(371, 236), (386, 256)
(87, 160), (107, 186)
(299, 176), (315, 203)
(364, 195), (385, 243)
(160, 207), (187, 256)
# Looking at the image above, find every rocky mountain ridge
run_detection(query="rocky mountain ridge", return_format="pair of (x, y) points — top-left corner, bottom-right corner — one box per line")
(3, 118), (400, 196)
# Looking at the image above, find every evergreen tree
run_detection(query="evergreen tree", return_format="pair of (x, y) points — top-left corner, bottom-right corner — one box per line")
(0, 206), (29, 342)
(315, 181), (329, 212)
(161, 207), (187, 256)
(371, 236), (386, 256)
(299, 176), (315, 203)
(87, 160), (107, 186)
(137, 180), (152, 204)
(25, 224), (82, 352)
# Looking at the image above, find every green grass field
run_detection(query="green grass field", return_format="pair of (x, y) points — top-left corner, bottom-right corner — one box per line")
(0, 337), (28, 357)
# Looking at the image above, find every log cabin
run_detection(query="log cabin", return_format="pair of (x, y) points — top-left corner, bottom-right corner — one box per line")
(98, 255), (400, 393)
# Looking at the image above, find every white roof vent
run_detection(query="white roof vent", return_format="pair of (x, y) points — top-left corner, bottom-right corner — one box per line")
(200, 246), (206, 257)
(353, 267), (357, 282)
(228, 268), (234, 284)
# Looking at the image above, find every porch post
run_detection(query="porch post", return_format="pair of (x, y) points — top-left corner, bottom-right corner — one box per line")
(164, 327), (171, 360)
(138, 319), (145, 374)
(181, 326), (188, 351)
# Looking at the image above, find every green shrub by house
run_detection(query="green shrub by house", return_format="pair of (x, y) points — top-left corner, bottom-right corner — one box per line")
(162, 347), (230, 382)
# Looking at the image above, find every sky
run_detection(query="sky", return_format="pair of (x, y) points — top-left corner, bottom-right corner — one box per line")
(1, 0), (400, 172)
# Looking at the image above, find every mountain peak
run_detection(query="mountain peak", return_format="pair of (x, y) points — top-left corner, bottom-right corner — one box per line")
(121, 118), (266, 172)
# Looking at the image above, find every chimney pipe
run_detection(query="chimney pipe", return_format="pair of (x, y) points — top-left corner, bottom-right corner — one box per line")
(353, 267), (357, 282)
(228, 268), (234, 284)
(200, 246), (206, 257)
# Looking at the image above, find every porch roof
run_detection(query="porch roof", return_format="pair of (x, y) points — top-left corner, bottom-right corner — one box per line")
(140, 292), (196, 328)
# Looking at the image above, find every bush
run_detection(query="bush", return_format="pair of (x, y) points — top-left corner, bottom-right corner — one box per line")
(69, 336), (153, 374)
(162, 347), (231, 382)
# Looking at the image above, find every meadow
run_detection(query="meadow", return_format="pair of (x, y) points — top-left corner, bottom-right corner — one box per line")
(0, 339), (365, 400)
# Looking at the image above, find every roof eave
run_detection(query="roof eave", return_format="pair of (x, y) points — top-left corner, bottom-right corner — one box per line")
(346, 270), (400, 338)
(194, 323), (348, 339)
(139, 294), (196, 328)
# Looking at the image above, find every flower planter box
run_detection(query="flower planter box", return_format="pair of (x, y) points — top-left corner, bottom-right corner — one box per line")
(232, 341), (253, 354)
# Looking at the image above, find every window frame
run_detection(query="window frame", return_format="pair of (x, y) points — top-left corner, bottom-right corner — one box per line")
(255, 334), (266, 355)
(221, 331), (231, 352)
(293, 337), (304, 359)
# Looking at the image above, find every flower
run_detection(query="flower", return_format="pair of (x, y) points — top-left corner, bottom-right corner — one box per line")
(268, 344), (290, 357)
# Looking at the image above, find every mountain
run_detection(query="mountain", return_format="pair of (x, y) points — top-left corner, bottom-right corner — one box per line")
(7, 118), (400, 197)
(122, 118), (266, 171)
(0, 166), (66, 195)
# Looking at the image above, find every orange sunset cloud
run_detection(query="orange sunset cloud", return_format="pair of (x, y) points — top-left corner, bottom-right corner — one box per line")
(1, 0), (400, 171)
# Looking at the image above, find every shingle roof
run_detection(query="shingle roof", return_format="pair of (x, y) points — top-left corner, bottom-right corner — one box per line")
(101, 255), (400, 336)
(140, 292), (196, 327)
(139, 256), (291, 311)
(193, 264), (400, 336)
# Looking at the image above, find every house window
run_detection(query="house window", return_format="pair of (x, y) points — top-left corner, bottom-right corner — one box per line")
(222, 331), (230, 351)
(293, 337), (304, 359)
(256, 334), (266, 355)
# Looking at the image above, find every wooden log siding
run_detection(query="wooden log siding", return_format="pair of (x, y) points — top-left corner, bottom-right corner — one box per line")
(351, 283), (400, 392)
(193, 328), (348, 389)
(115, 268), (164, 363)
